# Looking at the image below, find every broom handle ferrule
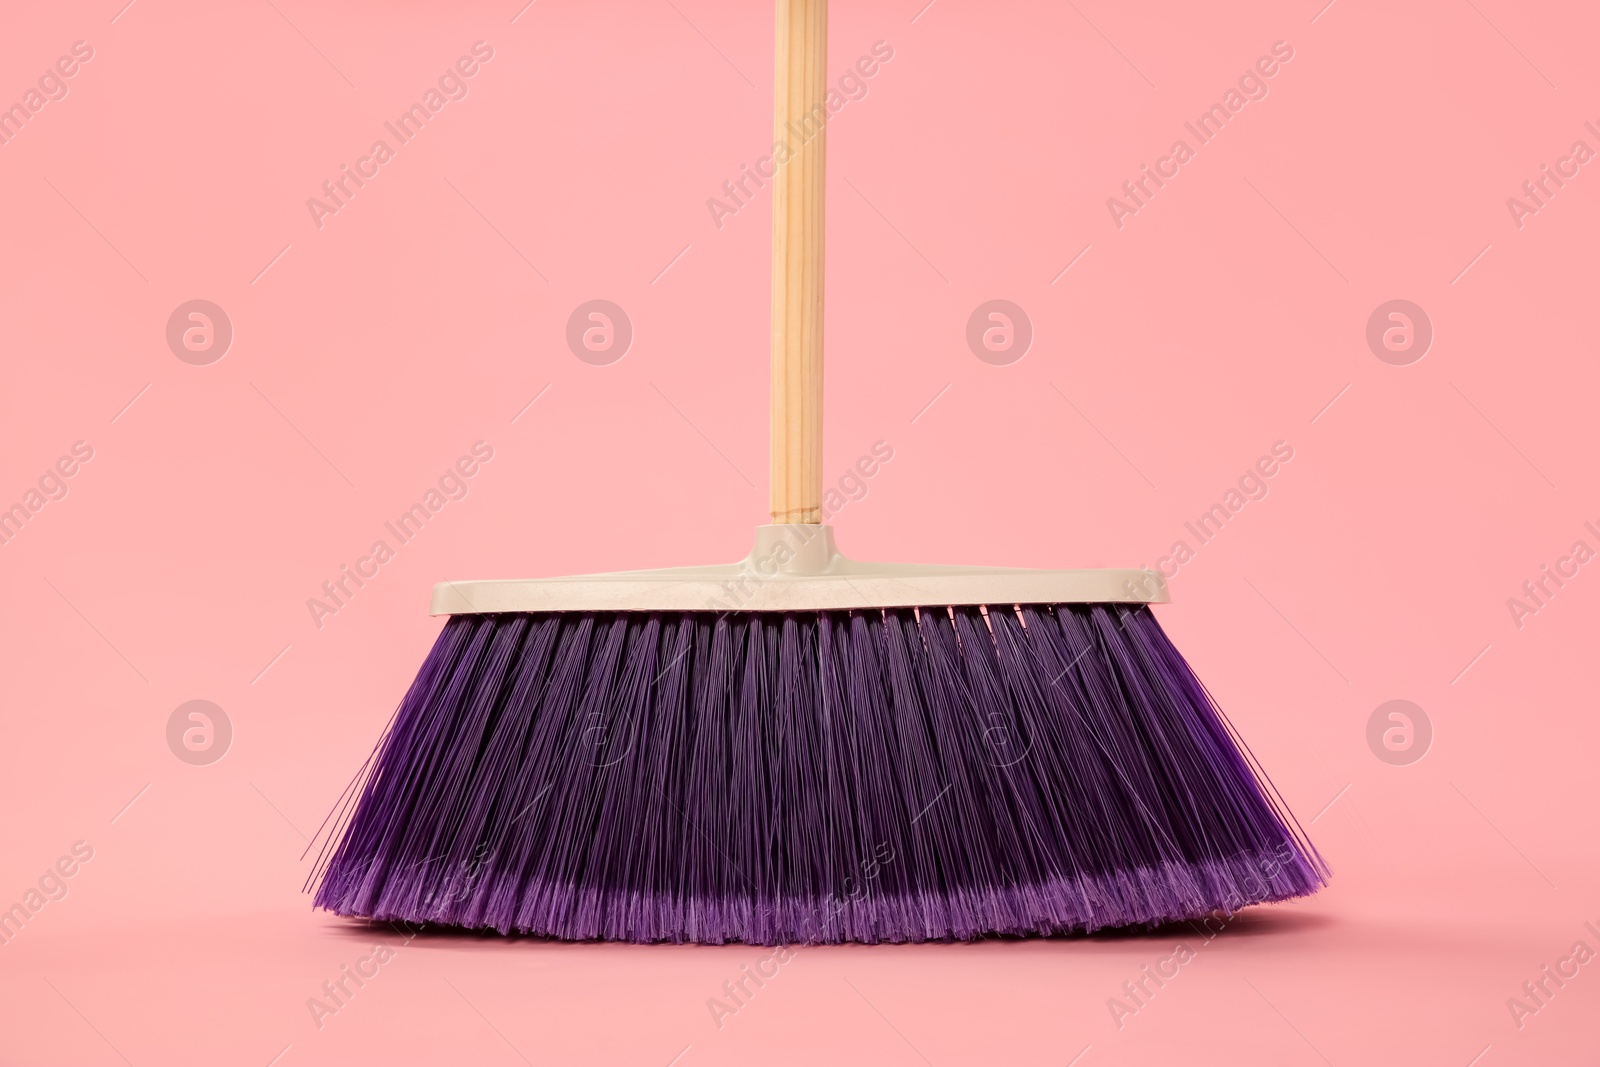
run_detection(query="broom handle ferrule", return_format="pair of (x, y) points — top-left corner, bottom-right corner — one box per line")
(770, 0), (827, 525)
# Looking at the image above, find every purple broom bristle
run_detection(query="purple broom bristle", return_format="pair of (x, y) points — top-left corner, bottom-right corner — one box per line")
(310, 604), (1328, 944)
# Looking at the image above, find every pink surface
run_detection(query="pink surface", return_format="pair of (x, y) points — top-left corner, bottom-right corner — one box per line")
(2, 0), (1597, 1063)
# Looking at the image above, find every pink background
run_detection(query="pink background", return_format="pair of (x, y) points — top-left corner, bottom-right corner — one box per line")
(2, 0), (1597, 1063)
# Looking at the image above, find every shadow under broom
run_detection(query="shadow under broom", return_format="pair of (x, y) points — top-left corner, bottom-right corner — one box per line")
(309, 0), (1327, 944)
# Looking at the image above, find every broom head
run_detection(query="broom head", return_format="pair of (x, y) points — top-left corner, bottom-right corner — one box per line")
(311, 525), (1327, 943)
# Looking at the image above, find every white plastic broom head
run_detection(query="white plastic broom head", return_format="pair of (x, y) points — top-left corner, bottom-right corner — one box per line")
(430, 525), (1168, 615)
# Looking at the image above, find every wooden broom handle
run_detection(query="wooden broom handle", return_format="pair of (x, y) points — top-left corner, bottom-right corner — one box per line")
(770, 0), (827, 524)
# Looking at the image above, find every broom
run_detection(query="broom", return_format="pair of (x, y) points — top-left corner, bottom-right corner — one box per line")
(311, 0), (1327, 944)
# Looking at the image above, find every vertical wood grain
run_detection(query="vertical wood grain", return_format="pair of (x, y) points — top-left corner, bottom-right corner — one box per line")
(770, 0), (827, 524)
